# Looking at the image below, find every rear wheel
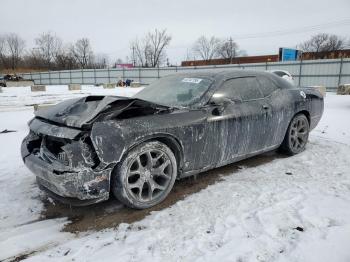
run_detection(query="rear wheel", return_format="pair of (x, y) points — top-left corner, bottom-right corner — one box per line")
(280, 114), (310, 155)
(112, 141), (177, 209)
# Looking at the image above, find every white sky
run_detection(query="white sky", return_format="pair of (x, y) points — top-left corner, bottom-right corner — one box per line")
(1, 0), (350, 65)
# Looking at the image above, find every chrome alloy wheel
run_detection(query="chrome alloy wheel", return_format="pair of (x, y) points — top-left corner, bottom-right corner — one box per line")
(289, 117), (309, 151)
(126, 149), (172, 203)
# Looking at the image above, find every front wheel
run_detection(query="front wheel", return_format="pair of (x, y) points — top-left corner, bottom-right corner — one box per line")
(112, 141), (177, 209)
(280, 114), (310, 155)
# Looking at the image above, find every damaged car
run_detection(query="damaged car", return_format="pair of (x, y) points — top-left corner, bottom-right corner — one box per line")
(21, 70), (324, 209)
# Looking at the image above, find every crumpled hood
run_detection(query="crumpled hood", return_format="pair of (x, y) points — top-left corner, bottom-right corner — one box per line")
(34, 96), (169, 129)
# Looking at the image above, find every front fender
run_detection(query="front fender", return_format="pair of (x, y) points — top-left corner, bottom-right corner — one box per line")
(90, 121), (129, 165)
(91, 110), (208, 172)
(91, 120), (184, 166)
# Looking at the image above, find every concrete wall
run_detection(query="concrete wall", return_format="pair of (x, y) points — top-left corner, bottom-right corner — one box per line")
(31, 85), (46, 92)
(68, 84), (81, 90)
(5, 80), (34, 87)
(103, 83), (116, 89)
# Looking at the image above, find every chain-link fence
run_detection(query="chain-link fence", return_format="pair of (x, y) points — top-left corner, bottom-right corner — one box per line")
(21, 58), (350, 90)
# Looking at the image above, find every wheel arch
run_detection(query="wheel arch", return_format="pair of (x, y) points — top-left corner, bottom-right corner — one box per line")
(125, 133), (184, 176)
(280, 109), (310, 147)
(294, 110), (310, 125)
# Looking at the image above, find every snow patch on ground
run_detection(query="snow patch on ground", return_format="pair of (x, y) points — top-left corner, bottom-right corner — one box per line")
(0, 90), (350, 261)
(0, 110), (42, 230)
(1, 218), (71, 261)
(314, 93), (350, 145)
(0, 109), (72, 261)
(0, 85), (142, 110)
(0, 86), (141, 261)
(24, 137), (350, 262)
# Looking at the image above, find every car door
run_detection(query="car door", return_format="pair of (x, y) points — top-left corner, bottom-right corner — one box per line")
(206, 76), (270, 166)
(256, 75), (294, 147)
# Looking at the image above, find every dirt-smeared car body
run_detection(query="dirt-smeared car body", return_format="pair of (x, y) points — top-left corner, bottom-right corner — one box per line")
(21, 70), (324, 206)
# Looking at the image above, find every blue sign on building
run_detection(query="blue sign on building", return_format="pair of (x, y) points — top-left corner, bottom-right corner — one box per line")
(279, 48), (300, 61)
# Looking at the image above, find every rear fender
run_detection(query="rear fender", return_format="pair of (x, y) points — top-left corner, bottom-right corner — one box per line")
(291, 87), (324, 130)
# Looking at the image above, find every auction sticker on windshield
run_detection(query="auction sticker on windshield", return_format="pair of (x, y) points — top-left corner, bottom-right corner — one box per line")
(182, 78), (202, 84)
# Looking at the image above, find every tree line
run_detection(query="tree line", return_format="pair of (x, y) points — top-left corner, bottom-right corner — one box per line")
(190, 33), (348, 61)
(0, 32), (108, 72)
(0, 30), (348, 72)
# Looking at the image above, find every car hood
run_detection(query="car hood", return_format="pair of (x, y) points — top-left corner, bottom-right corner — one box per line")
(34, 96), (171, 129)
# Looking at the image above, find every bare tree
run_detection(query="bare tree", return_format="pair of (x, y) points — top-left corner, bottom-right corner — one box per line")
(130, 29), (171, 67)
(192, 36), (221, 61)
(5, 33), (25, 70)
(115, 58), (123, 64)
(0, 35), (7, 69)
(325, 34), (347, 51)
(299, 33), (346, 53)
(1, 32), (106, 71)
(0, 35), (4, 54)
(70, 38), (94, 69)
(130, 38), (149, 67)
(146, 29), (171, 67)
(25, 48), (46, 70)
(94, 53), (109, 69)
(35, 32), (62, 69)
(217, 38), (239, 62)
(55, 45), (78, 70)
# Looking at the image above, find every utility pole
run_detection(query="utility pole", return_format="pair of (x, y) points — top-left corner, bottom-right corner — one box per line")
(229, 37), (233, 64)
(132, 45), (136, 67)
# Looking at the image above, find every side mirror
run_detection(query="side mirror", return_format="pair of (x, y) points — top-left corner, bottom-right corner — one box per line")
(210, 93), (241, 106)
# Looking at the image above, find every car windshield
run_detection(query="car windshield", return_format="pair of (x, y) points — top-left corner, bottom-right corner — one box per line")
(134, 75), (213, 107)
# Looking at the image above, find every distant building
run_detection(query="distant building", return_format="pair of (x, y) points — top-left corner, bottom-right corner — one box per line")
(302, 49), (350, 60)
(181, 49), (350, 67)
(115, 63), (134, 69)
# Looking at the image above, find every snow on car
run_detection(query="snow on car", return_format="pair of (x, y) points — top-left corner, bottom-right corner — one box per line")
(21, 70), (323, 209)
(269, 70), (295, 85)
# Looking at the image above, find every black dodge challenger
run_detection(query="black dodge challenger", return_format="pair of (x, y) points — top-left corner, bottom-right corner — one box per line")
(21, 70), (324, 209)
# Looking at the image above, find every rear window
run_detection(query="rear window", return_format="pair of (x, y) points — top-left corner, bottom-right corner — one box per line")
(273, 71), (288, 77)
(257, 76), (279, 96)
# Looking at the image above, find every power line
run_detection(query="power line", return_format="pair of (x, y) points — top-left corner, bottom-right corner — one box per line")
(231, 18), (350, 40)
(164, 19), (350, 50)
(103, 18), (350, 58)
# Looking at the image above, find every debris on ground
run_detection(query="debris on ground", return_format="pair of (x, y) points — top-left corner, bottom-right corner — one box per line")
(0, 129), (17, 134)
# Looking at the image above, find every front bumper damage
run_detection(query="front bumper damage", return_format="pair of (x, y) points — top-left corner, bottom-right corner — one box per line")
(21, 118), (113, 205)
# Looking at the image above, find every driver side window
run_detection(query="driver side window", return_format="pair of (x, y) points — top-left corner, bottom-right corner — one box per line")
(215, 77), (263, 102)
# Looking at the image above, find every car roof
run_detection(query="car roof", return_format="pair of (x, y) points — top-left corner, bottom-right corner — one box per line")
(269, 69), (290, 73)
(169, 69), (294, 89)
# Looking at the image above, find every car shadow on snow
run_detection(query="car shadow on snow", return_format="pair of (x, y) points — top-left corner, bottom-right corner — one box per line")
(39, 150), (287, 233)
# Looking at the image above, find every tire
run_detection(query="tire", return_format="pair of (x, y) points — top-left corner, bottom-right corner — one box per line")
(112, 141), (177, 209)
(280, 114), (310, 155)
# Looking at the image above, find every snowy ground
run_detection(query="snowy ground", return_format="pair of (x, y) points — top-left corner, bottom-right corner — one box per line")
(0, 89), (349, 262)
(0, 85), (143, 111)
